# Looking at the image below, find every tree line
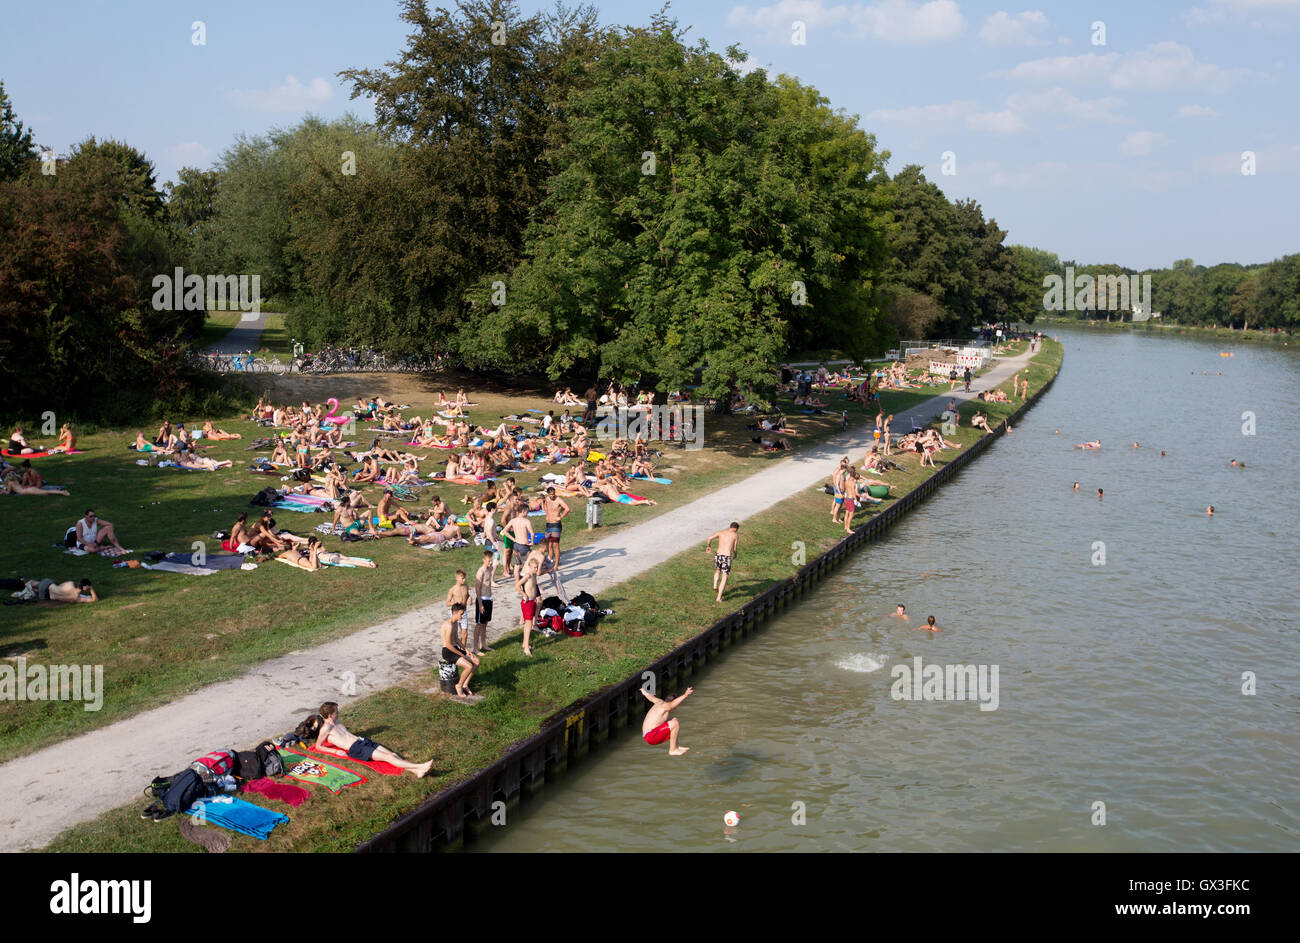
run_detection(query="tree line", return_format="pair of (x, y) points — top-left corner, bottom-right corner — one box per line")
(2, 0), (1294, 420)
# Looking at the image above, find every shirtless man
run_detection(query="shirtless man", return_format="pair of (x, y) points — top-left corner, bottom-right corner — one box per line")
(892, 603), (908, 621)
(831, 458), (849, 523)
(74, 509), (126, 553)
(439, 604), (480, 697)
(471, 551), (494, 655)
(311, 701), (432, 776)
(640, 685), (692, 756)
(445, 570), (472, 649)
(1076, 440), (1101, 449)
(705, 522), (740, 603)
(21, 578), (97, 603)
(375, 490), (413, 531)
(501, 506), (536, 587)
(542, 487), (570, 569)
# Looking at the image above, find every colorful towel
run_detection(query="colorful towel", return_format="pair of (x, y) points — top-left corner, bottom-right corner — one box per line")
(279, 746), (368, 792)
(2, 449), (84, 458)
(271, 501), (328, 513)
(186, 795), (289, 840)
(630, 474), (673, 484)
(616, 492), (647, 504)
(240, 777), (312, 807)
(63, 546), (132, 558)
(309, 745), (403, 776)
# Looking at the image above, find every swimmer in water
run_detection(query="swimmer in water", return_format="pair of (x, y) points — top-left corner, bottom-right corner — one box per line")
(1207, 506), (1215, 516)
(1073, 482), (1079, 491)
(1097, 488), (1104, 499)
(1076, 440), (1101, 449)
(1055, 429), (1060, 435)
(1230, 459), (1237, 467)
(1133, 442), (1139, 449)
(918, 615), (942, 632)
(893, 603), (909, 621)
(1160, 451), (1166, 457)
(640, 685), (692, 756)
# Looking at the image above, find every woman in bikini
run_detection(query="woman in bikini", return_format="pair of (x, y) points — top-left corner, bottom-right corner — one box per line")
(201, 421), (241, 440)
(47, 424), (77, 454)
(279, 534), (323, 570)
(304, 702), (432, 776)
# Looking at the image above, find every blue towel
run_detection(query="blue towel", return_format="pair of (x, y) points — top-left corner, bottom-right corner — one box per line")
(270, 501), (324, 513)
(187, 796), (289, 840)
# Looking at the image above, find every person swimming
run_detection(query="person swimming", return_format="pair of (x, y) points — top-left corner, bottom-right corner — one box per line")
(893, 603), (908, 621)
(1073, 482), (1079, 491)
(1076, 440), (1101, 449)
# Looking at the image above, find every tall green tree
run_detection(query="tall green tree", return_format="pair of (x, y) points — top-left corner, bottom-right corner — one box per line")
(0, 80), (36, 182)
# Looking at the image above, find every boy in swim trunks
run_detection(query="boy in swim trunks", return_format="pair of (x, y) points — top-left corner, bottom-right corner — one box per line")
(310, 701), (432, 776)
(445, 569), (472, 648)
(640, 685), (693, 756)
(542, 487), (570, 569)
(440, 605), (479, 696)
(705, 522), (740, 603)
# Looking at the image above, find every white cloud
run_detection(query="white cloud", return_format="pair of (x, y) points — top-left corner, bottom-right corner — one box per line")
(229, 75), (334, 112)
(867, 100), (976, 132)
(1120, 131), (1170, 156)
(1007, 43), (1252, 92)
(967, 109), (1023, 132)
(728, 0), (964, 43)
(167, 141), (214, 167)
(979, 10), (1049, 45)
(868, 87), (1127, 136)
(1177, 104), (1223, 118)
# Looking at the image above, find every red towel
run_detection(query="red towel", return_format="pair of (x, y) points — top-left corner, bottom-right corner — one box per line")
(309, 744), (404, 776)
(240, 777), (311, 807)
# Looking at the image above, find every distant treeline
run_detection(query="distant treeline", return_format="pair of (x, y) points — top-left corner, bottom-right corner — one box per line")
(2, 0), (1294, 420)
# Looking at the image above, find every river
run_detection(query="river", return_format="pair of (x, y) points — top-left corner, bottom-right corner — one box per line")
(475, 328), (1300, 852)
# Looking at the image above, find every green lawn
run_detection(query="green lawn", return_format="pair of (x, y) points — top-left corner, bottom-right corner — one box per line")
(42, 340), (1063, 853)
(2, 365), (900, 757)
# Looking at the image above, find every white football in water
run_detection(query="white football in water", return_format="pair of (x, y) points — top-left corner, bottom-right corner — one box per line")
(723, 810), (740, 827)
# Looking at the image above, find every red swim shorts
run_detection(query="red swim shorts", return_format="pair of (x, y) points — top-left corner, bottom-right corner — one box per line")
(521, 598), (537, 621)
(643, 721), (671, 746)
(221, 538), (237, 553)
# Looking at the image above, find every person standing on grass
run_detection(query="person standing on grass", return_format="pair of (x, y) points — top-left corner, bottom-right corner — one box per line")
(705, 522), (741, 603)
(831, 458), (849, 523)
(472, 550), (493, 656)
(640, 686), (693, 756)
(842, 470), (861, 533)
(445, 569), (472, 649)
(519, 559), (541, 656)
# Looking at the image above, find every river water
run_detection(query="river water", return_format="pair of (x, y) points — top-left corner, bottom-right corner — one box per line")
(476, 329), (1300, 852)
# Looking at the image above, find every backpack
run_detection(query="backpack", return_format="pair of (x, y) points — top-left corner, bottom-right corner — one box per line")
(250, 486), (279, 507)
(63, 526), (77, 548)
(257, 740), (285, 778)
(291, 467), (311, 483)
(189, 748), (239, 785)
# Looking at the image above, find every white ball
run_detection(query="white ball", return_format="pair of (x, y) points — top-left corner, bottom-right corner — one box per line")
(723, 810), (740, 827)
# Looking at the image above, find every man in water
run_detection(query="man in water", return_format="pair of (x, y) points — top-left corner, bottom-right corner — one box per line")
(1098, 488), (1104, 499)
(705, 522), (741, 603)
(640, 685), (692, 756)
(893, 603), (909, 621)
(1207, 506), (1215, 516)
(1073, 482), (1079, 491)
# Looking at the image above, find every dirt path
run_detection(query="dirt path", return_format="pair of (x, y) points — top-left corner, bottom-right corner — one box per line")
(0, 349), (1036, 851)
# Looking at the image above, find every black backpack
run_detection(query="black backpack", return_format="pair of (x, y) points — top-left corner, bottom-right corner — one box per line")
(250, 486), (279, 507)
(235, 740), (285, 780)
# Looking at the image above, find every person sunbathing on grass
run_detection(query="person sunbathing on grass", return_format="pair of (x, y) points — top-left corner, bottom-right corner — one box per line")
(278, 534), (324, 570)
(594, 477), (657, 506)
(19, 460), (43, 488)
(223, 512), (256, 554)
(175, 446), (233, 470)
(201, 421), (242, 440)
(332, 495), (377, 539)
(5, 426), (38, 455)
(971, 412), (992, 434)
(46, 423), (77, 454)
(563, 463), (592, 496)
(304, 702), (433, 776)
(72, 509), (125, 552)
(4, 478), (69, 496)
(131, 430), (160, 453)
(408, 512), (464, 546)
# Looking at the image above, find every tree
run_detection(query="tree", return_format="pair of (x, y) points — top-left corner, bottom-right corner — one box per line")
(1007, 245), (1059, 325)
(0, 80), (36, 182)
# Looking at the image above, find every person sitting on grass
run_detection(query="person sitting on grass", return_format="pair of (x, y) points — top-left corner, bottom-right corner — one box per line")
(304, 702), (433, 777)
(353, 453), (381, 483)
(440, 604), (480, 696)
(74, 509), (125, 552)
(971, 411), (992, 434)
(248, 510), (288, 554)
(48, 423), (77, 454)
(222, 512), (257, 554)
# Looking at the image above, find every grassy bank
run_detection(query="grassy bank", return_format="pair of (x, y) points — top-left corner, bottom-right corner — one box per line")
(43, 340), (1062, 853)
(2, 363), (934, 757)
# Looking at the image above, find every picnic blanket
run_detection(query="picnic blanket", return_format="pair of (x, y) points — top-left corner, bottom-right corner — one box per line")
(162, 552), (245, 571)
(279, 746), (368, 793)
(186, 796), (289, 840)
(309, 744), (403, 776)
(63, 546), (132, 558)
(2, 449), (83, 458)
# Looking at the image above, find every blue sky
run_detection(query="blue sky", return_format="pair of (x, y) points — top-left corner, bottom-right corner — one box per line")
(3, 0), (1297, 269)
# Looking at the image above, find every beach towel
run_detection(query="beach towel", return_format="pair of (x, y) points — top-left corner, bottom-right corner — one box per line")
(279, 746), (368, 793)
(629, 474), (673, 484)
(63, 545), (132, 558)
(240, 777), (311, 807)
(315, 523), (346, 536)
(186, 796), (289, 840)
(162, 552), (245, 571)
(309, 745), (403, 776)
(271, 501), (329, 513)
(142, 561), (220, 576)
(2, 449), (83, 458)
(616, 492), (647, 504)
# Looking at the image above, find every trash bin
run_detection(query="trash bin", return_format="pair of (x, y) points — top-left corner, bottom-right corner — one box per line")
(586, 498), (602, 529)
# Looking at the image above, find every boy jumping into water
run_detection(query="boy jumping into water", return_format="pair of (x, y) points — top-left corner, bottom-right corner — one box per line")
(705, 522), (740, 603)
(640, 685), (693, 756)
